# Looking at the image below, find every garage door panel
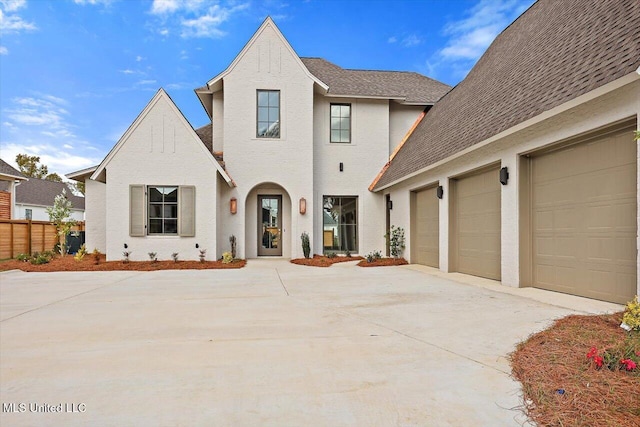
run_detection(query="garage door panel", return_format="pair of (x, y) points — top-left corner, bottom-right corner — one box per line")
(454, 167), (501, 280)
(531, 127), (636, 304)
(413, 187), (439, 268)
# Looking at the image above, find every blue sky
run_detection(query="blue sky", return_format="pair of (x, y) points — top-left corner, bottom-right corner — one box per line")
(0, 0), (534, 177)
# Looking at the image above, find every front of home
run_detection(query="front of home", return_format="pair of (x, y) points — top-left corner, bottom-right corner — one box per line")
(68, 17), (449, 262)
(69, 0), (640, 304)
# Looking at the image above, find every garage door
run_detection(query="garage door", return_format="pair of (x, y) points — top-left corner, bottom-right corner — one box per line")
(413, 186), (439, 267)
(531, 126), (636, 304)
(453, 167), (501, 280)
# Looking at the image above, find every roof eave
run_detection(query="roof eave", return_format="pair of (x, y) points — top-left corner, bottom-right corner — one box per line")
(66, 166), (98, 182)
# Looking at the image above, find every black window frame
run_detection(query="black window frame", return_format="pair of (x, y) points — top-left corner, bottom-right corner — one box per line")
(257, 89), (280, 139)
(147, 186), (179, 235)
(329, 103), (351, 143)
(322, 196), (358, 253)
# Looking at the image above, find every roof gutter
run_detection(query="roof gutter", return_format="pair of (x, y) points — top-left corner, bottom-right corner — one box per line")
(373, 70), (640, 192)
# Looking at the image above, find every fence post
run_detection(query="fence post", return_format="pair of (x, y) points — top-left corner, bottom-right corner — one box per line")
(27, 220), (32, 255)
(10, 222), (14, 259)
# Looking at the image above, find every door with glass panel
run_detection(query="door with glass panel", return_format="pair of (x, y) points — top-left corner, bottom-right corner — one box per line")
(258, 195), (282, 256)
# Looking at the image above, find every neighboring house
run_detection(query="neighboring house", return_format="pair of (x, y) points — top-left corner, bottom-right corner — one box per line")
(68, 0), (640, 305)
(0, 159), (27, 220)
(14, 178), (85, 221)
(372, 0), (640, 304)
(68, 17), (450, 263)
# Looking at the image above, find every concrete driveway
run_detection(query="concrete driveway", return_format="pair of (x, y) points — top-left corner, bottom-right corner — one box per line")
(0, 260), (620, 426)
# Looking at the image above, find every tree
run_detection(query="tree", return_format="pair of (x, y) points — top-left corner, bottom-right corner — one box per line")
(67, 181), (85, 195)
(16, 154), (48, 178)
(45, 189), (77, 255)
(15, 154), (63, 182)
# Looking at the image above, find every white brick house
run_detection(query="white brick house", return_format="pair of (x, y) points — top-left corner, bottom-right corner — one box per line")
(68, 17), (449, 262)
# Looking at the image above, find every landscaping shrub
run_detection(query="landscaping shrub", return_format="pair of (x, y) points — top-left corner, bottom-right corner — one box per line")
(171, 252), (179, 263)
(74, 244), (87, 262)
(229, 235), (237, 259)
(621, 295), (640, 331)
(16, 253), (30, 262)
(301, 232), (311, 259)
(385, 225), (406, 258)
(222, 251), (233, 264)
(365, 250), (383, 263)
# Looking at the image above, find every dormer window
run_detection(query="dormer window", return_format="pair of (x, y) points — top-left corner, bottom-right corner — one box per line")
(257, 90), (280, 138)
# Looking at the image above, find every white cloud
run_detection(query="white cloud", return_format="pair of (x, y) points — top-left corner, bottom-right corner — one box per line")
(135, 55), (144, 62)
(148, 1), (249, 39)
(0, 7), (37, 34)
(401, 34), (422, 47)
(137, 79), (157, 85)
(387, 36), (397, 44)
(427, 0), (534, 80)
(0, 94), (103, 175)
(0, 45), (7, 54)
(0, 0), (26, 12)
(73, 0), (114, 5)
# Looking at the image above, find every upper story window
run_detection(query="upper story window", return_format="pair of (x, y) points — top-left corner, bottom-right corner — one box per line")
(330, 103), (351, 143)
(257, 90), (280, 138)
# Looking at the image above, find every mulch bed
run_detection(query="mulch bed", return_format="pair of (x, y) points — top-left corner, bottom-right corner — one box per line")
(0, 254), (246, 272)
(510, 312), (640, 427)
(290, 254), (363, 267)
(357, 257), (408, 267)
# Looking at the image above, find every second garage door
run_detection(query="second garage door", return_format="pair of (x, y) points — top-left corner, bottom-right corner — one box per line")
(412, 186), (439, 267)
(452, 167), (501, 280)
(530, 125), (636, 304)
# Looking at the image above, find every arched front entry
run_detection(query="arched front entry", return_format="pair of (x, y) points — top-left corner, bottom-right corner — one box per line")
(244, 183), (292, 258)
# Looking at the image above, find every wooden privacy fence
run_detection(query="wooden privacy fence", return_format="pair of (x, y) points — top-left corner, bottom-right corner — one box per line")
(0, 220), (85, 259)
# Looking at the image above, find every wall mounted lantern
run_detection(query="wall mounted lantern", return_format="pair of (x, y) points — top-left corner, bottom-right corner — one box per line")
(230, 197), (237, 214)
(124, 243), (128, 249)
(500, 167), (509, 185)
(299, 197), (307, 215)
(436, 185), (444, 199)
(387, 199), (393, 210)
(339, 162), (344, 172)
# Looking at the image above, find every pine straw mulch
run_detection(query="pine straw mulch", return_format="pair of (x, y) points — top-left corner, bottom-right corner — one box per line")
(0, 254), (246, 272)
(510, 312), (640, 427)
(357, 257), (408, 267)
(290, 254), (363, 267)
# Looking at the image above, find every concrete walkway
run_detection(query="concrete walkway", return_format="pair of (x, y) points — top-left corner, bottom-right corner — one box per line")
(0, 261), (621, 426)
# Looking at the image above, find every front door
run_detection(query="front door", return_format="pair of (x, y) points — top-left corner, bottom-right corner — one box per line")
(258, 195), (282, 256)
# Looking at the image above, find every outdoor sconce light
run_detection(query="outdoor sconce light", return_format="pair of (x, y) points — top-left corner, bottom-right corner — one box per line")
(299, 197), (307, 215)
(387, 200), (393, 210)
(195, 243), (199, 249)
(437, 185), (444, 199)
(500, 167), (509, 185)
(339, 162), (344, 172)
(230, 197), (237, 214)
(124, 243), (128, 249)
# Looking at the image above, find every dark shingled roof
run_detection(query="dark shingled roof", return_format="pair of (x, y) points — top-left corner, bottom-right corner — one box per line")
(15, 178), (85, 210)
(374, 0), (640, 189)
(195, 123), (213, 153)
(301, 58), (451, 104)
(0, 159), (26, 179)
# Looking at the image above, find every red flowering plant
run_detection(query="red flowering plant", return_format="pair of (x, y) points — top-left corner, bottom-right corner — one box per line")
(587, 345), (639, 372)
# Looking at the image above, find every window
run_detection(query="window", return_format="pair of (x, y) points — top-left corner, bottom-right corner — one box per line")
(25, 209), (32, 220)
(323, 196), (357, 253)
(330, 103), (351, 143)
(129, 185), (195, 237)
(148, 186), (178, 234)
(257, 90), (280, 138)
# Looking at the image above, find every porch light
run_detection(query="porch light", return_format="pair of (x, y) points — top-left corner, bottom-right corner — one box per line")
(387, 200), (393, 210)
(299, 197), (307, 215)
(230, 197), (237, 214)
(437, 186), (444, 199)
(500, 167), (509, 185)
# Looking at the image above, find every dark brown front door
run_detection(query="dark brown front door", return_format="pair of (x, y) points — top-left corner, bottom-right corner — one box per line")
(258, 195), (282, 256)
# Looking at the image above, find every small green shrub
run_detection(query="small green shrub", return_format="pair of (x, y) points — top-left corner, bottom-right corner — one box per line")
(301, 232), (311, 259)
(229, 235), (237, 259)
(222, 251), (233, 264)
(621, 295), (640, 331)
(16, 253), (31, 262)
(326, 251), (336, 259)
(344, 249), (351, 258)
(74, 244), (88, 261)
(148, 252), (158, 262)
(385, 225), (406, 258)
(199, 249), (207, 263)
(122, 251), (132, 263)
(365, 250), (383, 263)
(92, 249), (101, 264)
(171, 252), (179, 263)
(30, 252), (51, 265)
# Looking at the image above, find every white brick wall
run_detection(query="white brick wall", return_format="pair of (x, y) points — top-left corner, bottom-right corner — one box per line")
(84, 179), (106, 253)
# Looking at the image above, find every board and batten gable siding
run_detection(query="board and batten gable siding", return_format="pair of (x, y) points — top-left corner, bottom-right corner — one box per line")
(104, 92), (219, 261)
(216, 21), (315, 259)
(312, 96), (389, 255)
(383, 79), (640, 301)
